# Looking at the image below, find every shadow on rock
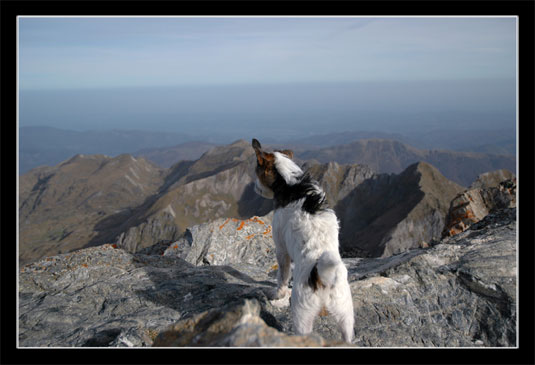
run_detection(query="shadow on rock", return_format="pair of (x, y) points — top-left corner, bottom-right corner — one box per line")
(130, 255), (282, 334)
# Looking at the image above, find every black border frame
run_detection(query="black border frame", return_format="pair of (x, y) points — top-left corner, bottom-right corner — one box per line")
(2, 1), (534, 365)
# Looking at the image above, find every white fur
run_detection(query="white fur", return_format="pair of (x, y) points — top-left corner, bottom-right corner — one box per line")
(263, 153), (355, 343)
(273, 151), (302, 185)
(254, 178), (274, 199)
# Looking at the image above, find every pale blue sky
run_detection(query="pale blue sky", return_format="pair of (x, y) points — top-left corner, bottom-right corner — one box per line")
(19, 16), (516, 90)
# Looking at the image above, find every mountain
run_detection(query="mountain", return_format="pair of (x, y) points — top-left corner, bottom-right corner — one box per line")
(408, 128), (516, 156)
(19, 206), (517, 347)
(19, 140), (274, 263)
(19, 154), (165, 265)
(18, 138), (515, 265)
(114, 140), (273, 252)
(286, 130), (415, 148)
(334, 162), (465, 257)
(133, 141), (218, 168)
(19, 126), (191, 174)
(298, 139), (516, 187)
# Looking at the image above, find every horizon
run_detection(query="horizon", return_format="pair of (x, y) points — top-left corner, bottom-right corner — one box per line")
(18, 16), (517, 145)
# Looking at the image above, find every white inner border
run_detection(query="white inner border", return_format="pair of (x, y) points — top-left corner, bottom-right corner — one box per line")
(16, 15), (519, 350)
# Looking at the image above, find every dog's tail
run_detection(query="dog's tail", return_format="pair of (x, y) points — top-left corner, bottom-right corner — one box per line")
(308, 251), (342, 291)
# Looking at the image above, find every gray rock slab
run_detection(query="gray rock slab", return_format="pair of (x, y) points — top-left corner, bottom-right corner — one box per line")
(19, 209), (516, 347)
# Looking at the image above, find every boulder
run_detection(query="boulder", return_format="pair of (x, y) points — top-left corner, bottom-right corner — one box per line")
(442, 177), (516, 237)
(163, 214), (276, 271)
(153, 299), (349, 347)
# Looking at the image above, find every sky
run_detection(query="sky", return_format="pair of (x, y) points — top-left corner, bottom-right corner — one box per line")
(18, 16), (517, 90)
(18, 17), (517, 139)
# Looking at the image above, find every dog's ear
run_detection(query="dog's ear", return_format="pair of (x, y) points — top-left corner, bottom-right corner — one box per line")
(252, 138), (265, 166)
(252, 138), (262, 150)
(279, 149), (294, 159)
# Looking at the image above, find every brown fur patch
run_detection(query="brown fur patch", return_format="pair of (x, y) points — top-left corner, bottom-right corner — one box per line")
(318, 306), (329, 317)
(308, 264), (325, 292)
(254, 148), (277, 189)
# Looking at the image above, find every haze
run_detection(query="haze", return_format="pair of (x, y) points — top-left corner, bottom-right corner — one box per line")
(18, 16), (516, 142)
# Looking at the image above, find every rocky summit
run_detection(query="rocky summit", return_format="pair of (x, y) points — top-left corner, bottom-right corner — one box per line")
(19, 206), (516, 347)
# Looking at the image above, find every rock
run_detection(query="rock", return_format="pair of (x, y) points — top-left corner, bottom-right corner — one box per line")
(350, 211), (516, 347)
(153, 299), (349, 347)
(163, 214), (277, 271)
(19, 208), (516, 347)
(469, 169), (516, 189)
(442, 177), (516, 237)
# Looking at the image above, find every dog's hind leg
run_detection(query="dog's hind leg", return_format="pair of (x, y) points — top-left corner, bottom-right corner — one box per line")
(275, 248), (291, 299)
(291, 291), (319, 336)
(329, 299), (355, 343)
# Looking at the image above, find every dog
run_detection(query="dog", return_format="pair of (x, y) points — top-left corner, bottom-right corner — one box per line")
(252, 138), (354, 343)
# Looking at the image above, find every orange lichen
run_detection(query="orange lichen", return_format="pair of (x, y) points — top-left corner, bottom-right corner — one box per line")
(245, 234), (255, 240)
(271, 264), (279, 271)
(173, 244), (178, 249)
(237, 221), (246, 230)
(82, 263), (88, 268)
(219, 218), (231, 230)
(249, 216), (265, 225)
(263, 226), (272, 235)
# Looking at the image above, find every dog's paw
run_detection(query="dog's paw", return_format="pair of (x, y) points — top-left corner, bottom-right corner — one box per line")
(267, 286), (291, 300)
(269, 287), (291, 308)
(276, 286), (291, 299)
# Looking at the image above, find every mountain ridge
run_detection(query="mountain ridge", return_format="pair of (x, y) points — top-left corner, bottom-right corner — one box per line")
(19, 138), (516, 264)
(298, 138), (515, 187)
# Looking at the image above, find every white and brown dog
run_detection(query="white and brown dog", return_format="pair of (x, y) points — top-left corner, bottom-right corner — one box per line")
(252, 138), (354, 343)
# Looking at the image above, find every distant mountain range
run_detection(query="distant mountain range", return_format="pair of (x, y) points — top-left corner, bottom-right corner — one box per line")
(133, 141), (217, 168)
(297, 139), (515, 187)
(19, 126), (192, 174)
(19, 138), (516, 265)
(19, 126), (515, 174)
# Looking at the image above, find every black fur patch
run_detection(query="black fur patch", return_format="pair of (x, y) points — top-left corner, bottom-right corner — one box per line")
(271, 172), (328, 214)
(308, 264), (325, 292)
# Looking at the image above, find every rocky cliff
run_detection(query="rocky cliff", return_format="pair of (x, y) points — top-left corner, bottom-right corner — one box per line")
(19, 206), (516, 347)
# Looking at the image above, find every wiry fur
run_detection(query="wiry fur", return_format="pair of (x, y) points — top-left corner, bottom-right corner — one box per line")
(252, 139), (355, 343)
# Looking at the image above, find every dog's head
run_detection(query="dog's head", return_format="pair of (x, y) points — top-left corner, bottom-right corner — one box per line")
(251, 138), (296, 199)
